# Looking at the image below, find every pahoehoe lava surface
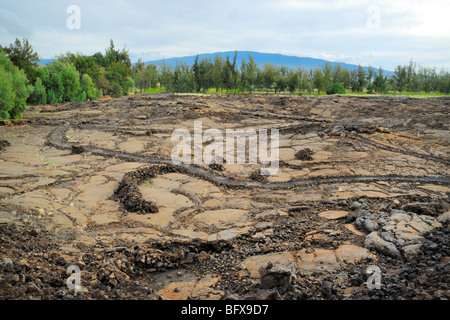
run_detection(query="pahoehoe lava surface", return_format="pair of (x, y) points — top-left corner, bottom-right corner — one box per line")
(46, 127), (449, 194)
(0, 93), (449, 300)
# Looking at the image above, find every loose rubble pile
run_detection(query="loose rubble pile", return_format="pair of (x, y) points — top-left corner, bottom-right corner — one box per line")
(114, 165), (189, 214)
(361, 209), (441, 259)
(349, 226), (450, 300)
(1, 196), (448, 300)
(295, 148), (314, 161)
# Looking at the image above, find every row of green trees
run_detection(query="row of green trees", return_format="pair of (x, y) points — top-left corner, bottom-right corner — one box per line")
(392, 60), (450, 94)
(1, 39), (449, 121)
(1, 38), (134, 120)
(133, 52), (450, 96)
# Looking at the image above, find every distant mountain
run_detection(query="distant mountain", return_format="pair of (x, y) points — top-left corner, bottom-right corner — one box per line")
(145, 51), (392, 75)
(40, 51), (393, 75)
(39, 59), (53, 65)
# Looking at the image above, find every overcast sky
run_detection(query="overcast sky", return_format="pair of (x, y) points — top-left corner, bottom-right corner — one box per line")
(1, 0), (449, 70)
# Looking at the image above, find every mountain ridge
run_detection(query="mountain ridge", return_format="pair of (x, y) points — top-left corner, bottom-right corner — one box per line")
(145, 50), (392, 75)
(39, 51), (393, 75)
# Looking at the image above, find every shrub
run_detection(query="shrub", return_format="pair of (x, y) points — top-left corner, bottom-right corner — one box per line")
(326, 82), (346, 94)
(111, 82), (123, 98)
(37, 61), (81, 104)
(77, 91), (86, 103)
(81, 74), (100, 101)
(0, 51), (33, 120)
(28, 77), (47, 105)
(36, 61), (103, 104)
(47, 89), (58, 105)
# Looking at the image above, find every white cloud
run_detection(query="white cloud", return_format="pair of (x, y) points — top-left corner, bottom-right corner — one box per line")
(0, 0), (448, 70)
(0, 8), (32, 36)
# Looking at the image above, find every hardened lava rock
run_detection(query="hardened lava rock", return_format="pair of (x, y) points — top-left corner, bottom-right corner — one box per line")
(114, 164), (191, 214)
(0, 140), (10, 152)
(295, 148), (314, 161)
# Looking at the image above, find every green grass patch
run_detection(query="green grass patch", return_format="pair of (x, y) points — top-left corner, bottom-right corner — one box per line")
(142, 88), (165, 94)
(136, 86), (448, 97)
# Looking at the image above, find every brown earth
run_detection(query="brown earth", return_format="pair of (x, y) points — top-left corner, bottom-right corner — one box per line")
(0, 93), (449, 300)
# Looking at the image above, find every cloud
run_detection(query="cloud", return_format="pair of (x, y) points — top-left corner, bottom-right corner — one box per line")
(0, 8), (32, 36)
(0, 0), (448, 70)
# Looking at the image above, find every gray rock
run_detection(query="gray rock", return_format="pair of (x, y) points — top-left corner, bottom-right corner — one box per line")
(217, 229), (240, 241)
(355, 217), (365, 230)
(357, 209), (371, 218)
(355, 210), (380, 232)
(389, 209), (407, 216)
(437, 211), (450, 224)
(333, 272), (349, 286)
(380, 232), (395, 243)
(401, 202), (436, 216)
(345, 211), (358, 223)
(351, 201), (362, 210)
(436, 200), (450, 211)
(365, 232), (402, 259)
(321, 280), (335, 298)
(381, 224), (396, 232)
(258, 261), (295, 289)
(409, 214), (441, 233)
(363, 219), (380, 232)
(389, 211), (411, 222)
(402, 244), (422, 260)
(254, 222), (273, 230)
(0, 257), (13, 267)
(393, 239), (405, 247)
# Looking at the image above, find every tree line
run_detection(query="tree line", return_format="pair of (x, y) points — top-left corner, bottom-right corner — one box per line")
(1, 38), (449, 121)
(135, 52), (450, 96)
(1, 38), (134, 120)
